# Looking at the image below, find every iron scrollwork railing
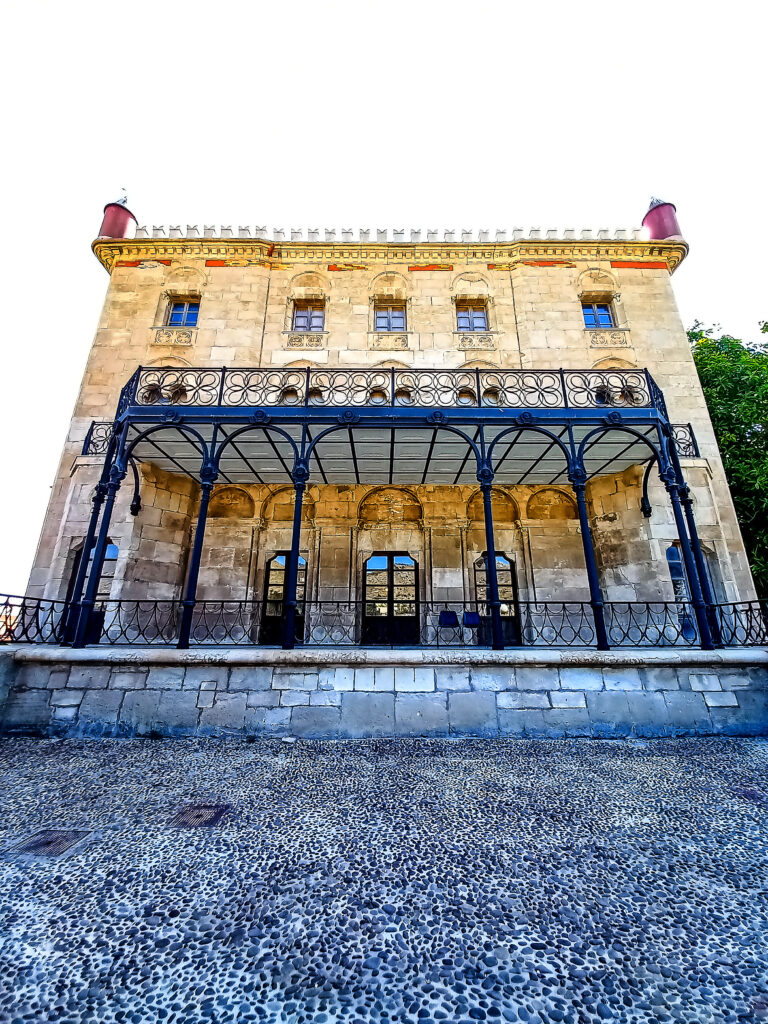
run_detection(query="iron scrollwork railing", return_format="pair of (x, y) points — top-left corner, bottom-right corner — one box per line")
(0, 594), (70, 645)
(82, 421), (113, 456)
(5, 595), (766, 649)
(117, 366), (666, 414)
(671, 423), (699, 458)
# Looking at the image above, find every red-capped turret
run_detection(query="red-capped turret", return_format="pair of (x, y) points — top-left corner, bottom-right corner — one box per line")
(98, 199), (138, 239)
(642, 198), (683, 241)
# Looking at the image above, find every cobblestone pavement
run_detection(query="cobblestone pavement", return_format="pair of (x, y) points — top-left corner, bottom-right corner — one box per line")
(1, 738), (767, 1024)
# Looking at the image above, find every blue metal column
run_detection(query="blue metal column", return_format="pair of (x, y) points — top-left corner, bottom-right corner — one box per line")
(478, 463), (504, 650)
(661, 469), (714, 649)
(178, 464), (218, 649)
(282, 461), (309, 650)
(569, 470), (610, 651)
(72, 466), (126, 647)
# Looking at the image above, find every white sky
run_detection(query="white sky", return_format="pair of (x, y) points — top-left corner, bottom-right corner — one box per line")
(0, 1), (764, 595)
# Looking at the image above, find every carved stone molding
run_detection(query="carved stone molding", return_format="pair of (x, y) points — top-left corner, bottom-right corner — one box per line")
(368, 333), (409, 351)
(587, 330), (630, 348)
(94, 238), (689, 275)
(286, 333), (326, 349)
(457, 333), (496, 351)
(151, 328), (196, 346)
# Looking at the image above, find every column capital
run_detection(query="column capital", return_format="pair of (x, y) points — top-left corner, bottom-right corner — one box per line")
(292, 459), (310, 485)
(476, 462), (494, 486)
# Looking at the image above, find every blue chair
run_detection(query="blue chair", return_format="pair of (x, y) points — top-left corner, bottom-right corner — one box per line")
(438, 609), (459, 628)
(463, 610), (481, 628)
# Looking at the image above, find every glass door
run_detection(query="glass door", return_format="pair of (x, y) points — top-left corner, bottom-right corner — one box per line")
(474, 553), (520, 645)
(362, 553), (419, 645)
(260, 553), (306, 645)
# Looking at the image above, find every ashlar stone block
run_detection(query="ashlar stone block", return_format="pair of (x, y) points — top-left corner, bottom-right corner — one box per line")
(435, 666), (471, 691)
(198, 693), (247, 731)
(498, 692), (550, 710)
(145, 663), (185, 688)
(689, 673), (722, 692)
(291, 706), (341, 738)
(549, 691), (586, 709)
(471, 668), (517, 692)
(448, 692), (497, 736)
(340, 693), (395, 738)
(704, 691), (739, 708)
(559, 668), (604, 691)
(272, 669), (318, 691)
(396, 668), (435, 692)
(512, 667), (553, 691)
(603, 668), (643, 691)
(586, 691), (632, 737)
(395, 694), (448, 736)
(228, 667), (272, 692)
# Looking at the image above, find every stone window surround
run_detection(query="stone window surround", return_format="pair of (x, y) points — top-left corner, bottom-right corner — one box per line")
(153, 287), (202, 329)
(451, 294), (497, 333)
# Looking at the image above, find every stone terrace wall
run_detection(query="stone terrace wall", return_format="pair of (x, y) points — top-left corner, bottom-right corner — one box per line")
(1, 649), (766, 740)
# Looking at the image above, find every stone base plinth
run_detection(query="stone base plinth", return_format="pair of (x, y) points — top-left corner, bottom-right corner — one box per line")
(1, 646), (766, 739)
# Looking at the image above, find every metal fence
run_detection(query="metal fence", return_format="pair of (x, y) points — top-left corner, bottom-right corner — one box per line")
(2, 594), (766, 649)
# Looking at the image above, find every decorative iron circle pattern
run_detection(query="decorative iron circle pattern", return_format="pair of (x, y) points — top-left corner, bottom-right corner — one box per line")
(127, 367), (660, 412)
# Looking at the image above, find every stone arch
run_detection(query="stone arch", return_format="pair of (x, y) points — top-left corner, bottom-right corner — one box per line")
(452, 271), (491, 297)
(467, 487), (519, 524)
(576, 267), (619, 298)
(358, 486), (422, 525)
(371, 359), (411, 369)
(460, 357), (500, 369)
(164, 262), (207, 292)
(527, 488), (577, 520)
(288, 270), (329, 299)
(209, 486), (255, 519)
(369, 271), (409, 301)
(262, 486), (315, 522)
(591, 356), (637, 370)
(146, 355), (192, 367)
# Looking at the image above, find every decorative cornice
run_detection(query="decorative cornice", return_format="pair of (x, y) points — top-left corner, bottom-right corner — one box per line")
(92, 237), (689, 275)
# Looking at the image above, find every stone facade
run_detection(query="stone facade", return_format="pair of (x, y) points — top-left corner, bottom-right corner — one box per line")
(26, 232), (755, 609)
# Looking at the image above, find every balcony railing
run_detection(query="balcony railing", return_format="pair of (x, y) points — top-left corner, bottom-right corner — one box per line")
(2, 594), (766, 649)
(114, 366), (669, 415)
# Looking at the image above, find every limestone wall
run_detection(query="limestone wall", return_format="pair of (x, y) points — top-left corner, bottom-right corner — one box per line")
(2, 648), (766, 739)
(26, 239), (755, 605)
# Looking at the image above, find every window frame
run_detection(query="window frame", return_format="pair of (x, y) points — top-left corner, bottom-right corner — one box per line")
(455, 301), (489, 333)
(373, 302), (407, 333)
(166, 298), (200, 328)
(581, 300), (615, 330)
(291, 300), (326, 333)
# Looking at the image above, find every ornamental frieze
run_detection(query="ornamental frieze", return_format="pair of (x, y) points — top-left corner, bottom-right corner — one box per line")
(368, 334), (409, 351)
(587, 330), (630, 348)
(286, 334), (325, 349)
(151, 328), (195, 346)
(458, 334), (496, 351)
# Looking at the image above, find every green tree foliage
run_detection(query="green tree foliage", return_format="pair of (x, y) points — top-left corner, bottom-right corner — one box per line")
(688, 323), (768, 597)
